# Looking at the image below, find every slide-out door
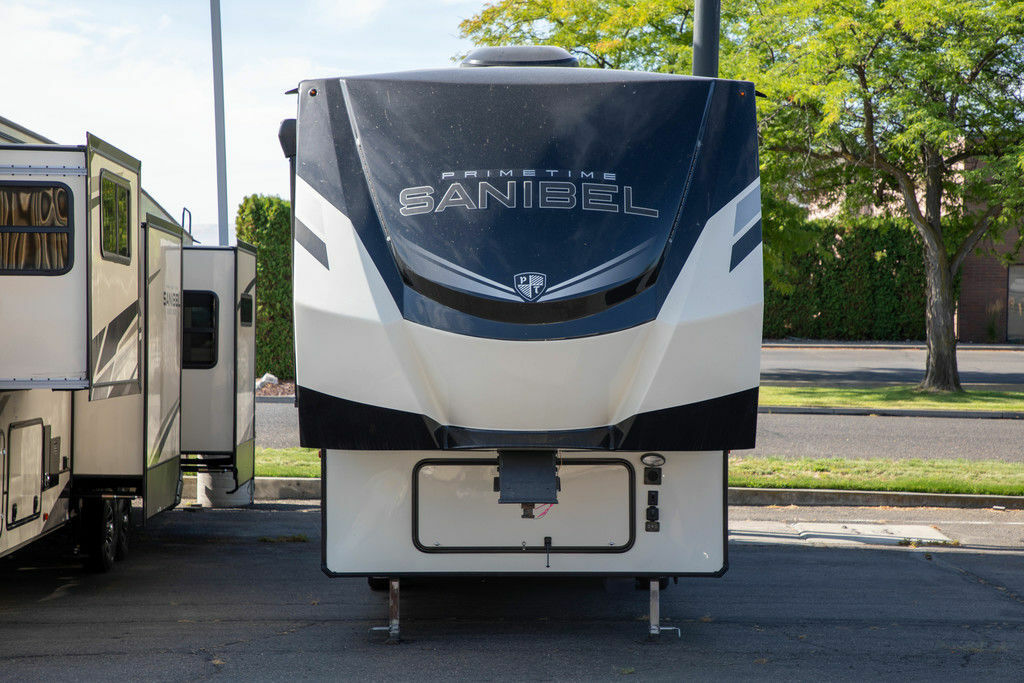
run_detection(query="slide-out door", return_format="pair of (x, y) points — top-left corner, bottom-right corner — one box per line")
(144, 217), (183, 518)
(180, 244), (256, 491)
(233, 244), (257, 489)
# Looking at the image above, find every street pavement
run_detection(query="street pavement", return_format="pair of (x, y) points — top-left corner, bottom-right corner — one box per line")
(3, 503), (1024, 679)
(752, 412), (1023, 462)
(258, 402), (1024, 461)
(761, 344), (1024, 388)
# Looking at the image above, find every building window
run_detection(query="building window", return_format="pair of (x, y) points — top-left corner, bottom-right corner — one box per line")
(0, 183), (72, 275)
(100, 173), (131, 263)
(183, 290), (218, 369)
(240, 293), (253, 327)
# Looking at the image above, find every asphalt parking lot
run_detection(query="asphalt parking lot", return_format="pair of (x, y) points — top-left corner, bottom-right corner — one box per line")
(3, 503), (1024, 680)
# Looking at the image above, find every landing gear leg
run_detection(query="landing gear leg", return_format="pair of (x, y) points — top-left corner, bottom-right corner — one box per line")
(371, 578), (400, 642)
(388, 578), (400, 642)
(648, 579), (679, 640)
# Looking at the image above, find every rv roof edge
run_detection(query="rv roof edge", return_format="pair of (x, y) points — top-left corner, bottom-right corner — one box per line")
(0, 114), (57, 144)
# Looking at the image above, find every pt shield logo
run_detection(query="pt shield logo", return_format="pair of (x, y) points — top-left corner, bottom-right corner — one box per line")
(514, 272), (547, 302)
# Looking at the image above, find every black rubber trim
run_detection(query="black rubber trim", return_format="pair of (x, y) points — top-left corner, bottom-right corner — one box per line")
(399, 262), (659, 325)
(411, 457), (635, 554)
(297, 385), (758, 451)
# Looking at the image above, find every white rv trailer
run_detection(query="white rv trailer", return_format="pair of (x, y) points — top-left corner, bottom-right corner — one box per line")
(0, 119), (256, 568)
(281, 46), (762, 638)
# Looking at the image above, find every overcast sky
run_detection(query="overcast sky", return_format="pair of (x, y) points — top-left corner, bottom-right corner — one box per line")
(1, 0), (479, 245)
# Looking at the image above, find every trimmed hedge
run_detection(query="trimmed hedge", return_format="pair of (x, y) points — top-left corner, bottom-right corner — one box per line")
(235, 195), (294, 379)
(764, 217), (927, 340)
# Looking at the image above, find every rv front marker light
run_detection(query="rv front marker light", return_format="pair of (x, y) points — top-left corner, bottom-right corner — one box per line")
(641, 453), (666, 468)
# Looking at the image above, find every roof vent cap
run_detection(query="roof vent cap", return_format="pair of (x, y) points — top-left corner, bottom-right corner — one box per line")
(461, 45), (579, 68)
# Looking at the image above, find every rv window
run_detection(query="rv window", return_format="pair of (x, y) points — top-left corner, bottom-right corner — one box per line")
(183, 290), (218, 369)
(100, 174), (131, 263)
(0, 183), (72, 275)
(240, 293), (253, 327)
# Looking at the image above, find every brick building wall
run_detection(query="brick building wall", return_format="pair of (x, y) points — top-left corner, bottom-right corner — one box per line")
(958, 228), (1022, 343)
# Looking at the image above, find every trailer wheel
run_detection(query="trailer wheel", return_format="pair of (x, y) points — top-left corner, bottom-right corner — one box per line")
(115, 499), (131, 561)
(82, 498), (119, 572)
(367, 577), (390, 592)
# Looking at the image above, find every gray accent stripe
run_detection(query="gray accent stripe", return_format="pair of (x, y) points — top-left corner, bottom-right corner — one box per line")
(730, 219), (762, 271)
(295, 218), (329, 269)
(153, 398), (181, 465)
(734, 189), (761, 235)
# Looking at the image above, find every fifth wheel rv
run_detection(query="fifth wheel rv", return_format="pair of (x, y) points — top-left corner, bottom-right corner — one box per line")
(280, 46), (762, 638)
(0, 118), (256, 569)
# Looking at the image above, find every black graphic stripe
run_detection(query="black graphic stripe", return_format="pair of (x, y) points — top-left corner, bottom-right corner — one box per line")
(729, 220), (761, 271)
(91, 300), (140, 379)
(295, 218), (329, 269)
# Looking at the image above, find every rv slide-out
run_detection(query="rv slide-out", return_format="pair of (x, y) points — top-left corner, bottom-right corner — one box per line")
(0, 124), (256, 567)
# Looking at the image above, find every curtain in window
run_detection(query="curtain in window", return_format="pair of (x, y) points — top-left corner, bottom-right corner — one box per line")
(0, 186), (70, 271)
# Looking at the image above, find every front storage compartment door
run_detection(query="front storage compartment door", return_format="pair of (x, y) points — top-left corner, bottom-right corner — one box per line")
(414, 458), (634, 553)
(6, 420), (44, 529)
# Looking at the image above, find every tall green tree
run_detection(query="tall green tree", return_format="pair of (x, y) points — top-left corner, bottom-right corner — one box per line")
(461, 0), (1024, 391)
(745, 0), (1024, 390)
(235, 194), (294, 379)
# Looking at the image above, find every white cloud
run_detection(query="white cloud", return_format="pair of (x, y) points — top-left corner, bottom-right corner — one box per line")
(2, 0), (476, 243)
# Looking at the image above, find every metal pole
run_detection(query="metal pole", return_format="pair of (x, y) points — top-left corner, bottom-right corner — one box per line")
(210, 0), (229, 245)
(692, 0), (721, 78)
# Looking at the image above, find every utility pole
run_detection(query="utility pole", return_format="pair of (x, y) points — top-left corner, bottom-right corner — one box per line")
(692, 0), (721, 78)
(210, 0), (229, 245)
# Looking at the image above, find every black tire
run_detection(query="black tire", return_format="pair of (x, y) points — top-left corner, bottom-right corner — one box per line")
(115, 499), (131, 561)
(82, 498), (119, 572)
(367, 576), (390, 592)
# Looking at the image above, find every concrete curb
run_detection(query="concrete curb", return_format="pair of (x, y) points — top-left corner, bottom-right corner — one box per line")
(181, 477), (1024, 510)
(759, 405), (1024, 420)
(183, 476), (319, 500)
(256, 395), (295, 404)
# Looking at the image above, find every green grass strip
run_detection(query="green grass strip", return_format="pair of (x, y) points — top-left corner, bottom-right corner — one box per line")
(256, 448), (1024, 496)
(731, 455), (1024, 496)
(256, 447), (319, 478)
(760, 385), (1024, 412)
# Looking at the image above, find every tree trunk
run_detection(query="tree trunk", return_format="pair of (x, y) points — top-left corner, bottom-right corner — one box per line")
(919, 241), (962, 392)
